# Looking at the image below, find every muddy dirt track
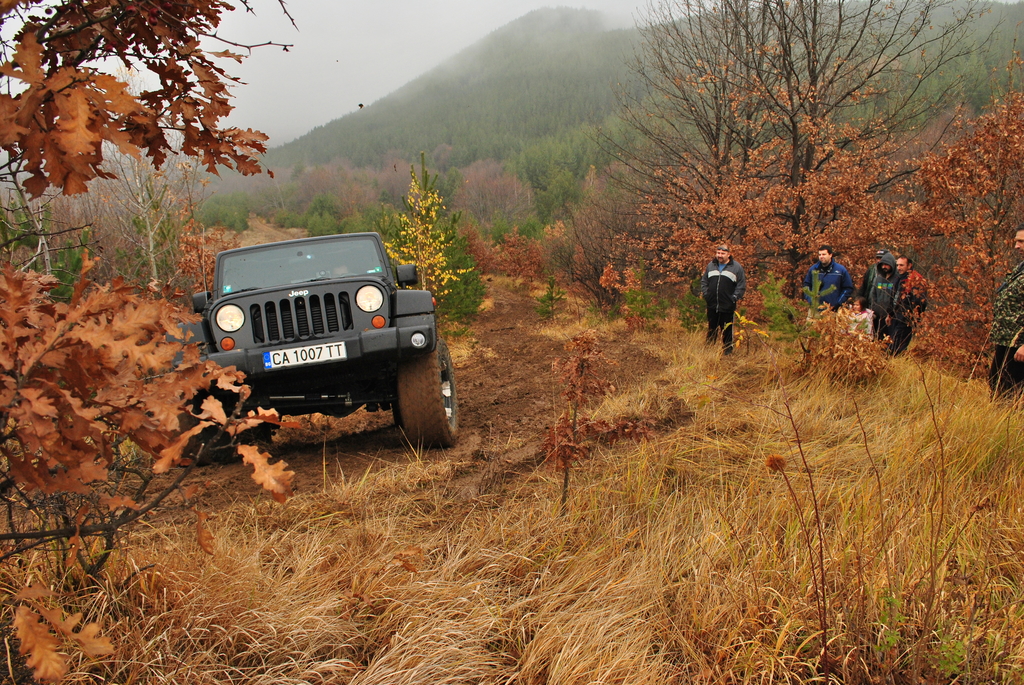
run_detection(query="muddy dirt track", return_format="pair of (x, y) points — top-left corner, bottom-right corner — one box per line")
(186, 279), (665, 510)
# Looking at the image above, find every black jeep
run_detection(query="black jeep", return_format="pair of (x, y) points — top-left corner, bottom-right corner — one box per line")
(189, 232), (458, 447)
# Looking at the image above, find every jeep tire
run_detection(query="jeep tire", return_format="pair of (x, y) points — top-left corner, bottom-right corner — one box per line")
(396, 338), (458, 447)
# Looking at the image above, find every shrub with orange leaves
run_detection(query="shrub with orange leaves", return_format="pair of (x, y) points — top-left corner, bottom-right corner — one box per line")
(0, 257), (292, 682)
(599, 263), (667, 332)
(0, 0), (291, 197)
(491, 228), (545, 286)
(910, 90), (1024, 367)
(461, 225), (497, 275)
(176, 218), (240, 294)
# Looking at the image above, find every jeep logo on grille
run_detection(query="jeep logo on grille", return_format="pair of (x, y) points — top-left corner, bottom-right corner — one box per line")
(288, 289), (309, 298)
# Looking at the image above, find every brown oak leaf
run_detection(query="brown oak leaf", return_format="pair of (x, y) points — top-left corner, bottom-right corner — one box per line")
(13, 606), (67, 683)
(237, 444), (294, 503)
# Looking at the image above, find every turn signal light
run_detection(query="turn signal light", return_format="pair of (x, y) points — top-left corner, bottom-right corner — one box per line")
(220, 337), (236, 351)
(371, 315), (386, 329)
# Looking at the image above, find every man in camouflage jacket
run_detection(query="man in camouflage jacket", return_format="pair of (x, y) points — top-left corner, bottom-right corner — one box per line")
(989, 225), (1024, 398)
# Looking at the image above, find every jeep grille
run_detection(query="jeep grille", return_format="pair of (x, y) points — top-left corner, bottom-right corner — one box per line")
(249, 293), (352, 344)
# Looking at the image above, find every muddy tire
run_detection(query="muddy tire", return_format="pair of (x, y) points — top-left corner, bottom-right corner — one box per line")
(396, 338), (458, 447)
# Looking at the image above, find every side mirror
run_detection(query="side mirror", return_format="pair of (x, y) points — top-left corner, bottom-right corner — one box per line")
(396, 263), (418, 287)
(192, 291), (210, 313)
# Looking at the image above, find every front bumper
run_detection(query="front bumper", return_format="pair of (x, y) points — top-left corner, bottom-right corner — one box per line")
(209, 319), (435, 377)
(204, 318), (436, 415)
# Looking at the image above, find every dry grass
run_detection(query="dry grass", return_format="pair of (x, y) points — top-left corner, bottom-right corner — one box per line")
(7, 318), (1024, 684)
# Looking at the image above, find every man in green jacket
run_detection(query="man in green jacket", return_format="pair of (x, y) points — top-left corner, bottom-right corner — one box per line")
(858, 249), (897, 341)
(990, 225), (1024, 398)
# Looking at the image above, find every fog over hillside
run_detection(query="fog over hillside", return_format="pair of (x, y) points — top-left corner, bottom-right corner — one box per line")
(259, 7), (639, 171)
(207, 0), (1024, 187)
(216, 2), (641, 145)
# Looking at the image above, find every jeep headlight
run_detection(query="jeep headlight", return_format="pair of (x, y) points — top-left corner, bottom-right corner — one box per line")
(355, 286), (384, 312)
(215, 304), (245, 332)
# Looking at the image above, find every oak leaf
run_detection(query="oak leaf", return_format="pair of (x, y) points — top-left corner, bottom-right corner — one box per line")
(15, 585), (55, 602)
(0, 93), (29, 145)
(196, 510), (215, 555)
(37, 606), (113, 658)
(153, 422), (207, 473)
(237, 444), (294, 503)
(13, 606), (67, 683)
(195, 395), (228, 425)
(99, 495), (140, 511)
(71, 622), (114, 658)
(179, 483), (201, 501)
(55, 88), (98, 156)
(227, 406), (294, 436)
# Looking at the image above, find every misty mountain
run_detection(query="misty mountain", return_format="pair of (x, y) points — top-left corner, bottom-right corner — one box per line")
(265, 7), (638, 170)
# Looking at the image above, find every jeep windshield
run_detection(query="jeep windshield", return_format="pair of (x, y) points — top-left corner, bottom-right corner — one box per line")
(217, 236), (388, 296)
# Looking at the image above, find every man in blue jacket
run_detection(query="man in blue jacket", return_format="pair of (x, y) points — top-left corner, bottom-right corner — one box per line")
(804, 245), (854, 312)
(701, 245), (746, 354)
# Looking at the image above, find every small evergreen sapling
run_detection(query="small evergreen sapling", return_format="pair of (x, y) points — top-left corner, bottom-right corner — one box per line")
(758, 275), (805, 341)
(536, 275), (566, 319)
(386, 153), (484, 324)
(674, 276), (707, 332)
(802, 269), (836, 319)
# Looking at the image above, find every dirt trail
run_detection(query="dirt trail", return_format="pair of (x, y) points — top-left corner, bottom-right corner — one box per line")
(237, 217), (306, 247)
(182, 259), (663, 508)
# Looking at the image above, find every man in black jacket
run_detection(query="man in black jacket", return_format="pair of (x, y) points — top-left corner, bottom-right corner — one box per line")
(701, 245), (747, 354)
(887, 255), (928, 356)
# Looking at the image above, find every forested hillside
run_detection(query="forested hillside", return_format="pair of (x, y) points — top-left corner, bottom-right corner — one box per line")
(266, 2), (1024, 175)
(195, 0), (1024, 277)
(266, 8), (638, 170)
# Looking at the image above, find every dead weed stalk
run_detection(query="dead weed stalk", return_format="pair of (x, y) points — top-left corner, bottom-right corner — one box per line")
(542, 330), (651, 515)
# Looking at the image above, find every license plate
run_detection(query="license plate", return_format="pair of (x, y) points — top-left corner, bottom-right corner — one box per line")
(263, 342), (347, 370)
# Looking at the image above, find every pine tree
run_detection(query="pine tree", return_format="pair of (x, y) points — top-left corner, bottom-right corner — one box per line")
(387, 154), (484, 322)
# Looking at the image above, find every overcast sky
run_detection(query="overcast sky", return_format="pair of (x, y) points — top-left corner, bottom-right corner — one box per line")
(214, 1), (646, 147)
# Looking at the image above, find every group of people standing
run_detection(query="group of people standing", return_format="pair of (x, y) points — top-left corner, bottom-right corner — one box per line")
(799, 246), (928, 355)
(699, 244), (927, 356)
(699, 229), (1024, 399)
(850, 249), (928, 355)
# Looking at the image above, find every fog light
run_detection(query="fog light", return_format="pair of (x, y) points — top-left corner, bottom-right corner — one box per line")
(411, 332), (427, 348)
(371, 315), (386, 328)
(220, 337), (236, 351)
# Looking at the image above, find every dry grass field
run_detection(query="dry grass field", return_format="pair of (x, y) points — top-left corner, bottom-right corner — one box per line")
(5, 279), (1024, 684)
